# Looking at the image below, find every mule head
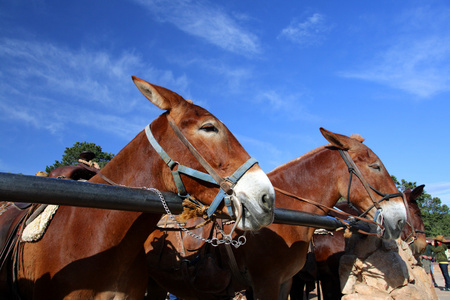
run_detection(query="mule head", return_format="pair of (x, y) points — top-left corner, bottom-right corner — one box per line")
(132, 76), (275, 231)
(402, 185), (426, 257)
(320, 127), (407, 240)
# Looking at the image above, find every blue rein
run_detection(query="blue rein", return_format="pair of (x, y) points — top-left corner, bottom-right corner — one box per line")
(145, 123), (258, 218)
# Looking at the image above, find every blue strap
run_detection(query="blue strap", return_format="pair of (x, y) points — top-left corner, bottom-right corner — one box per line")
(207, 189), (227, 217)
(227, 157), (258, 183)
(176, 165), (217, 185)
(171, 170), (187, 197)
(206, 157), (258, 217)
(146, 124), (217, 197)
(145, 124), (176, 169)
(145, 123), (258, 218)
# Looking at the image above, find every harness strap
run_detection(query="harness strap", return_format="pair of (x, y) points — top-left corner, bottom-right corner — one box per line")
(146, 117), (258, 218)
(145, 123), (218, 195)
(206, 158), (257, 218)
(401, 192), (421, 244)
(217, 220), (250, 286)
(357, 191), (403, 217)
(338, 150), (380, 209)
(274, 187), (383, 232)
(78, 163), (120, 186)
(338, 150), (403, 219)
(166, 115), (234, 195)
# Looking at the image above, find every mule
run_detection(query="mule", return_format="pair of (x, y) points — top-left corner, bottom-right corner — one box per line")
(290, 184), (426, 300)
(401, 185), (426, 258)
(3, 76), (275, 299)
(47, 151), (100, 180)
(144, 128), (407, 299)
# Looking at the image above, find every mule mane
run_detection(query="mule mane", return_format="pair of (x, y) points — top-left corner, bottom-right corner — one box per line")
(350, 134), (365, 143)
(269, 145), (328, 173)
(270, 133), (365, 174)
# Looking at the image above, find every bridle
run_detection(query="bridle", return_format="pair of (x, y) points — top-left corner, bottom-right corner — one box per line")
(145, 114), (258, 220)
(338, 149), (404, 234)
(81, 113), (256, 247)
(273, 148), (403, 237)
(403, 220), (426, 245)
(401, 196), (426, 245)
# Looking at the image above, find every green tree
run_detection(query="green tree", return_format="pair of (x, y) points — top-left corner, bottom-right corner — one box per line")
(391, 175), (450, 237)
(45, 142), (115, 173)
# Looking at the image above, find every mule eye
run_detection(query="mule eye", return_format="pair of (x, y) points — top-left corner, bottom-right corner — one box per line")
(369, 163), (381, 170)
(200, 123), (218, 133)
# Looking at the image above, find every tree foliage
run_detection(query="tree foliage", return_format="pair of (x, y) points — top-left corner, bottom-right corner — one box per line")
(45, 142), (115, 173)
(392, 175), (450, 237)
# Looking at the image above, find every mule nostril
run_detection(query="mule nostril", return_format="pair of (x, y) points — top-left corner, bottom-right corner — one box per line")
(397, 219), (405, 230)
(260, 193), (273, 211)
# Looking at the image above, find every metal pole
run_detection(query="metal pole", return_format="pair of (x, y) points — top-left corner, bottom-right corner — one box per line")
(0, 172), (372, 232)
(274, 208), (372, 232)
(274, 208), (347, 230)
(0, 172), (184, 214)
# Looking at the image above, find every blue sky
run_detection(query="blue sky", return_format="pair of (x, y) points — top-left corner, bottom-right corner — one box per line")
(1, 1), (449, 206)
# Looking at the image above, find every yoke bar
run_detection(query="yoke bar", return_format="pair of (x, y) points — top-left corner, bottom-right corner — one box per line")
(274, 208), (347, 230)
(274, 208), (373, 232)
(0, 172), (373, 232)
(0, 172), (184, 214)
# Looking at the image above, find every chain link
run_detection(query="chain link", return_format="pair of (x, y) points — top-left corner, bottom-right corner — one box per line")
(145, 187), (246, 248)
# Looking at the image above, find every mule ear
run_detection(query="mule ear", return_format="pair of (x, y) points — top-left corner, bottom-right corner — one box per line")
(132, 76), (182, 110)
(320, 127), (351, 150)
(411, 184), (425, 200)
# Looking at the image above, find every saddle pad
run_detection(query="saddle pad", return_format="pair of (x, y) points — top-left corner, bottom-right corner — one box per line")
(21, 205), (58, 242)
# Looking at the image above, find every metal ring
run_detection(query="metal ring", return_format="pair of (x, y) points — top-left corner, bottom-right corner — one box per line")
(237, 235), (247, 245)
(211, 238), (219, 247)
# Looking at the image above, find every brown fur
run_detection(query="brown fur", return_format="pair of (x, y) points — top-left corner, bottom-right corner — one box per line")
(401, 185), (426, 258)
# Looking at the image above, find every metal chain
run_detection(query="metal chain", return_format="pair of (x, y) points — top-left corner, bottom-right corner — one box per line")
(145, 187), (246, 248)
(213, 221), (247, 248)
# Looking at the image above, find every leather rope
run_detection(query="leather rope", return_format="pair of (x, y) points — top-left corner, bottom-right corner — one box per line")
(215, 219), (250, 288)
(401, 194), (426, 244)
(338, 150), (403, 219)
(338, 150), (381, 210)
(273, 187), (383, 234)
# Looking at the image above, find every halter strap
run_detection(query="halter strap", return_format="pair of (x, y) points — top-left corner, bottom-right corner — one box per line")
(166, 115), (234, 195)
(401, 193), (427, 244)
(273, 186), (383, 231)
(338, 149), (403, 224)
(145, 117), (258, 218)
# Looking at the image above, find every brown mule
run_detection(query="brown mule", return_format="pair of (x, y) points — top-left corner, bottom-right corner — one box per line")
(290, 185), (426, 300)
(401, 185), (427, 258)
(144, 128), (407, 299)
(47, 151), (100, 180)
(4, 76), (275, 300)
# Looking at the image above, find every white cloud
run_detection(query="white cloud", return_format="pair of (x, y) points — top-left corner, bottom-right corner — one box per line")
(340, 6), (450, 99)
(279, 13), (331, 46)
(256, 89), (321, 122)
(0, 99), (64, 134)
(233, 133), (284, 173)
(427, 182), (450, 207)
(133, 0), (261, 56)
(0, 38), (188, 137)
(340, 37), (450, 98)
